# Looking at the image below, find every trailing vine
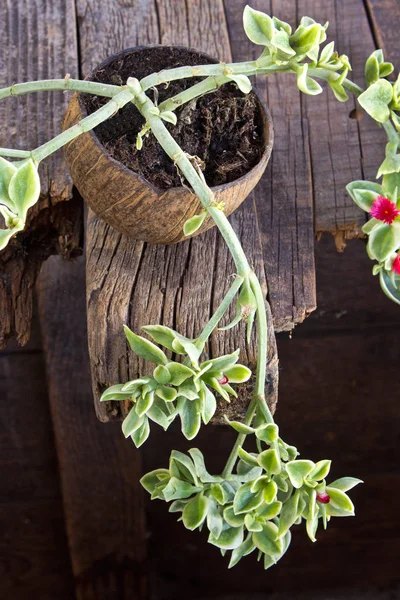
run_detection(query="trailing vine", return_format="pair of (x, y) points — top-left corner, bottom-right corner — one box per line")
(3, 5), (400, 569)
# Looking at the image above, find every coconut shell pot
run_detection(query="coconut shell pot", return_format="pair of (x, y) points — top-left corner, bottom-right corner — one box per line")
(63, 46), (274, 245)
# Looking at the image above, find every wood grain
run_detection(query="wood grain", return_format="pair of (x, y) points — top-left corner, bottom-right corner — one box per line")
(37, 257), (147, 600)
(0, 0), (82, 349)
(83, 0), (280, 424)
(0, 349), (75, 600)
(365, 0), (400, 66)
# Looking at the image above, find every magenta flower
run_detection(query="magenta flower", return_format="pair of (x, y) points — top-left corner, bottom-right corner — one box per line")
(316, 491), (331, 504)
(370, 196), (400, 225)
(392, 254), (400, 275)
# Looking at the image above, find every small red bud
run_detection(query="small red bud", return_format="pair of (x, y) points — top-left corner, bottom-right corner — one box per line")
(218, 375), (229, 385)
(393, 254), (400, 275)
(316, 492), (330, 504)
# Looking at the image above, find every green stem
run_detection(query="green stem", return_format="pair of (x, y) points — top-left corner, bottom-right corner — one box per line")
(221, 396), (259, 479)
(31, 87), (135, 162)
(195, 275), (244, 350)
(0, 79), (121, 100)
(158, 75), (229, 112)
(0, 148), (32, 159)
(129, 79), (273, 478)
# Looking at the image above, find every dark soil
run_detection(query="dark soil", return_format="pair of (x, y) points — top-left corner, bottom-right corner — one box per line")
(82, 46), (265, 190)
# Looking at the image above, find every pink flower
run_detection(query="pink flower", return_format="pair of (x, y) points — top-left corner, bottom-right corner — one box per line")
(392, 254), (400, 275)
(316, 492), (331, 504)
(218, 375), (229, 385)
(370, 196), (400, 225)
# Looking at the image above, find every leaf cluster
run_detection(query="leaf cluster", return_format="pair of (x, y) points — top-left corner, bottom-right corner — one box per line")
(100, 324), (251, 446)
(0, 157), (41, 250)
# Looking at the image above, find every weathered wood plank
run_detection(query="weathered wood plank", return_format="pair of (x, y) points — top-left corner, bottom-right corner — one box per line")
(83, 0), (279, 423)
(365, 0), (400, 65)
(300, 0), (387, 248)
(0, 0), (82, 349)
(37, 257), (147, 600)
(224, 0), (316, 336)
(0, 348), (75, 600)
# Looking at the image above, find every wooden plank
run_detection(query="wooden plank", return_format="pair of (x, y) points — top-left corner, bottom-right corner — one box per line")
(299, 0), (386, 248)
(83, 0), (279, 424)
(0, 348), (75, 600)
(0, 0), (83, 349)
(37, 256), (147, 600)
(224, 0), (316, 337)
(365, 0), (400, 65)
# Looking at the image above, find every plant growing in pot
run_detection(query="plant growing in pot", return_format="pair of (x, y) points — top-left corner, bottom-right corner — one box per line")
(2, 5), (400, 570)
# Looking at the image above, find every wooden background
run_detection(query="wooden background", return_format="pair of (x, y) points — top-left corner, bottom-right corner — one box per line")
(1, 0), (400, 599)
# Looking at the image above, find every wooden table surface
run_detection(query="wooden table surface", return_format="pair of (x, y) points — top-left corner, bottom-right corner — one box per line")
(1, 1), (400, 599)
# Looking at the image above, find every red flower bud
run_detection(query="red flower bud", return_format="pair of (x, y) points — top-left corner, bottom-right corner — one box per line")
(370, 196), (400, 225)
(316, 491), (331, 504)
(393, 254), (400, 275)
(218, 375), (229, 385)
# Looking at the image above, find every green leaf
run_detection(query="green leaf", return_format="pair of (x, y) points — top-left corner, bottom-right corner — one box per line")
(362, 217), (381, 235)
(255, 423), (279, 444)
(291, 24), (321, 55)
(155, 384), (177, 402)
(224, 505), (246, 527)
(238, 446), (259, 467)
(200, 383), (216, 424)
(328, 477), (363, 492)
(296, 64), (323, 96)
(124, 325), (168, 365)
(200, 349), (240, 373)
(257, 500), (282, 520)
(368, 224), (400, 262)
(243, 6), (274, 46)
(172, 335), (201, 367)
(358, 79), (393, 123)
(136, 391), (154, 417)
(208, 521), (244, 550)
(8, 159), (40, 218)
(329, 79), (349, 102)
(257, 449), (281, 475)
(140, 468), (170, 494)
(141, 324), (177, 352)
(169, 499), (188, 513)
(153, 365), (171, 385)
(160, 110), (177, 125)
(228, 533), (255, 568)
(162, 476), (202, 502)
(227, 74), (252, 94)
(244, 513), (262, 532)
(346, 180), (382, 210)
(233, 481), (264, 515)
(262, 480), (278, 504)
(252, 522), (283, 557)
(182, 493), (208, 530)
(131, 417), (150, 448)
(179, 398), (201, 440)
(326, 487), (355, 513)
(377, 154), (400, 178)
(305, 489), (319, 542)
(0, 227), (22, 251)
(170, 450), (199, 485)
(272, 16), (292, 35)
(365, 53), (380, 86)
(0, 157), (18, 211)
(379, 269), (400, 305)
(183, 211), (207, 236)
(225, 418), (255, 435)
(100, 383), (134, 402)
(166, 362), (194, 386)
(273, 30), (296, 57)
(308, 459), (331, 481)
(223, 364), (251, 383)
(319, 41), (334, 65)
(188, 448), (223, 484)
(146, 401), (171, 430)
(286, 459), (315, 488)
(121, 377), (153, 392)
(122, 408), (145, 438)
(207, 498), (224, 538)
(177, 379), (199, 400)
